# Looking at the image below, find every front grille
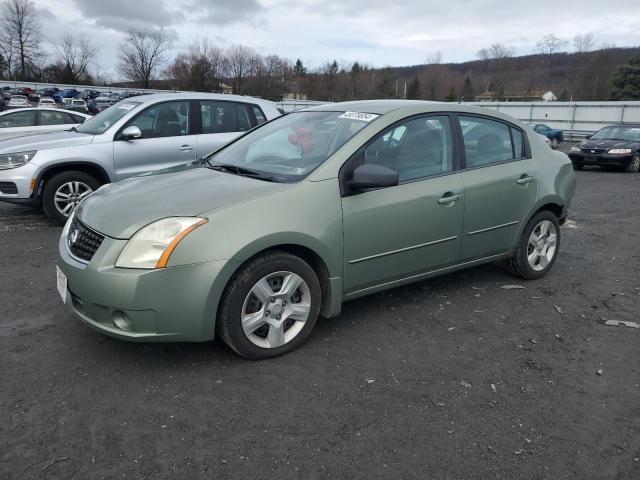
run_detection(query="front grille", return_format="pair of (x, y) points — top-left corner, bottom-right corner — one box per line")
(581, 148), (607, 154)
(0, 181), (18, 194)
(67, 217), (104, 262)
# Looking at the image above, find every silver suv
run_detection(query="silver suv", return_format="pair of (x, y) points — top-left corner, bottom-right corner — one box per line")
(0, 93), (280, 224)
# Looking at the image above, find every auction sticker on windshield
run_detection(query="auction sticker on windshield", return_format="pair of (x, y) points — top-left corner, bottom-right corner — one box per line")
(56, 265), (67, 303)
(338, 112), (379, 122)
(117, 103), (137, 110)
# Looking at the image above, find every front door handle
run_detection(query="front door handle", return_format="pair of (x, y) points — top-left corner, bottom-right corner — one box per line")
(438, 193), (463, 205)
(517, 175), (535, 185)
(179, 145), (194, 152)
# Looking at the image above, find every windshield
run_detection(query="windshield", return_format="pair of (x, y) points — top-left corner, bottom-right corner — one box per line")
(204, 110), (379, 182)
(591, 125), (640, 142)
(76, 101), (142, 135)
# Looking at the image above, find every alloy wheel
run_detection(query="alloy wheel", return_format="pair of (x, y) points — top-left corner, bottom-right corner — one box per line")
(54, 181), (93, 217)
(527, 220), (557, 272)
(241, 271), (312, 349)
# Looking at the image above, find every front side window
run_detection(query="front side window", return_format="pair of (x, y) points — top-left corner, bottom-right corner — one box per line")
(363, 115), (454, 182)
(460, 116), (515, 167)
(204, 110), (377, 182)
(125, 101), (191, 139)
(200, 101), (254, 134)
(40, 110), (73, 125)
(76, 101), (142, 135)
(0, 111), (36, 128)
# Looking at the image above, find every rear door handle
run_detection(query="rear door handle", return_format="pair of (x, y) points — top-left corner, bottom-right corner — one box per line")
(438, 193), (463, 205)
(179, 145), (194, 152)
(517, 175), (535, 185)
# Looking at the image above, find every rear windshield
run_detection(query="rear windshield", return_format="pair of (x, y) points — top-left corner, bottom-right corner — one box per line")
(76, 101), (142, 135)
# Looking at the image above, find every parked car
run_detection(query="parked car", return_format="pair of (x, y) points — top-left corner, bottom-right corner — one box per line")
(54, 100), (575, 359)
(2, 87), (12, 100)
(8, 95), (30, 108)
(530, 124), (563, 149)
(52, 89), (80, 103)
(38, 97), (57, 108)
(0, 107), (90, 142)
(21, 87), (39, 102)
(43, 87), (59, 97)
(568, 123), (640, 173)
(0, 93), (280, 224)
(61, 98), (89, 114)
(79, 89), (100, 100)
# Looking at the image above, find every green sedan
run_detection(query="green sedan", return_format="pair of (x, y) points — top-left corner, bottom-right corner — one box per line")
(56, 101), (576, 359)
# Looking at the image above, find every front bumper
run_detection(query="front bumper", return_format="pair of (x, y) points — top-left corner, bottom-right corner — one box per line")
(568, 151), (634, 166)
(0, 162), (38, 203)
(57, 231), (232, 342)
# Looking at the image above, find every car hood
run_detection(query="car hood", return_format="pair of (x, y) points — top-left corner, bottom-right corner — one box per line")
(580, 139), (639, 150)
(0, 130), (94, 154)
(75, 166), (284, 239)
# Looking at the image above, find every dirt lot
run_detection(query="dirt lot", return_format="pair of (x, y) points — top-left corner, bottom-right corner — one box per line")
(1, 169), (639, 480)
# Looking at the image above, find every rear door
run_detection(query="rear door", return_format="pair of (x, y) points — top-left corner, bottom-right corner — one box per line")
(457, 114), (537, 261)
(113, 100), (196, 180)
(0, 110), (37, 141)
(195, 101), (259, 157)
(37, 110), (78, 135)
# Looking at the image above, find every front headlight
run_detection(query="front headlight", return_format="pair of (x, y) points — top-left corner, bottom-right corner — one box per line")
(0, 150), (37, 170)
(608, 148), (632, 154)
(570, 145), (581, 152)
(115, 217), (208, 269)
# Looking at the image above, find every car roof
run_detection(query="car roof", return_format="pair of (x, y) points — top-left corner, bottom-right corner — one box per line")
(0, 107), (91, 117)
(128, 92), (276, 108)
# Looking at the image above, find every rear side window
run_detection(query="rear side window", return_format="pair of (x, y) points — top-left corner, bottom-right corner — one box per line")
(200, 101), (255, 134)
(40, 110), (74, 125)
(0, 110), (36, 128)
(459, 116), (517, 167)
(252, 105), (267, 125)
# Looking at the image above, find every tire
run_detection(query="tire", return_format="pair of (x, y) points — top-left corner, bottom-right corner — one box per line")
(625, 153), (640, 173)
(505, 210), (561, 280)
(216, 250), (322, 360)
(42, 170), (101, 225)
(572, 163), (584, 171)
(551, 137), (558, 149)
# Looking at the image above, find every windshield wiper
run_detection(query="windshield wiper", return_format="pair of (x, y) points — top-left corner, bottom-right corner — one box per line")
(206, 163), (278, 182)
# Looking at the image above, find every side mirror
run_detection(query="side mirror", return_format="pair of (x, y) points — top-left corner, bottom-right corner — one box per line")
(348, 164), (398, 192)
(585, 134), (592, 139)
(121, 126), (142, 140)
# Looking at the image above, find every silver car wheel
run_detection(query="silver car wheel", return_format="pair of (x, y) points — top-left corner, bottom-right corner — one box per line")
(527, 220), (557, 272)
(54, 181), (93, 217)
(241, 271), (311, 349)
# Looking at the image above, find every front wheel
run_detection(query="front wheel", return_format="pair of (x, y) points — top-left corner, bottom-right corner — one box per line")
(625, 153), (640, 173)
(42, 171), (101, 225)
(505, 211), (561, 280)
(216, 251), (322, 359)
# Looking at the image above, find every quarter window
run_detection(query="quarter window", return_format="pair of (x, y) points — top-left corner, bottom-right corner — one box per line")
(459, 116), (517, 167)
(363, 115), (454, 182)
(0, 111), (36, 128)
(125, 101), (191, 139)
(252, 105), (267, 125)
(200, 101), (255, 134)
(511, 127), (525, 158)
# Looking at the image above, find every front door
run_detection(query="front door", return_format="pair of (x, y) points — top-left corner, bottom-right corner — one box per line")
(113, 100), (196, 180)
(341, 114), (465, 293)
(457, 115), (538, 260)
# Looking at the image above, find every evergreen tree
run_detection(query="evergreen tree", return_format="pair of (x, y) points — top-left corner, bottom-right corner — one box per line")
(407, 75), (422, 99)
(294, 58), (306, 76)
(609, 54), (640, 100)
(446, 87), (457, 102)
(462, 76), (474, 101)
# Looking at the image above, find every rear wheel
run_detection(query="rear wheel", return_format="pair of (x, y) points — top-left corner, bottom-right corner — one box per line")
(216, 251), (321, 359)
(625, 153), (640, 173)
(506, 211), (560, 280)
(42, 170), (100, 225)
(551, 137), (558, 149)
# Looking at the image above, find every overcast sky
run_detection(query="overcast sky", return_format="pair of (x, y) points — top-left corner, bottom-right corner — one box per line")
(33, 0), (640, 80)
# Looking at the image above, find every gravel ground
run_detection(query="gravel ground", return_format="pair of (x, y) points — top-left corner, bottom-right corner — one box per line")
(1, 169), (639, 480)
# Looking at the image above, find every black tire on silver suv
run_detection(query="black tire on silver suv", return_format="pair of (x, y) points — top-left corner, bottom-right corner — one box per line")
(217, 250), (322, 360)
(626, 153), (640, 173)
(42, 170), (101, 225)
(506, 210), (561, 280)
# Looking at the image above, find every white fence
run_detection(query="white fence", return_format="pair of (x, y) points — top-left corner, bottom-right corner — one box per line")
(0, 79), (173, 95)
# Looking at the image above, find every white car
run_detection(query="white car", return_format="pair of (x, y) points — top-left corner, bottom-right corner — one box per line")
(8, 95), (30, 108)
(0, 108), (91, 142)
(38, 98), (57, 108)
(62, 98), (88, 113)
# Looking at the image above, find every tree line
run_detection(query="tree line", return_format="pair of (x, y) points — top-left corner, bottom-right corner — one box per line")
(0, 0), (638, 102)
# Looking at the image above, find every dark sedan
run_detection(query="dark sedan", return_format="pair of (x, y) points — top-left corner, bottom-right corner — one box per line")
(569, 124), (640, 173)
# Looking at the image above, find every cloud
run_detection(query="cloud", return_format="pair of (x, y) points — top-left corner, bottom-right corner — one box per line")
(187, 0), (265, 25)
(70, 0), (183, 32)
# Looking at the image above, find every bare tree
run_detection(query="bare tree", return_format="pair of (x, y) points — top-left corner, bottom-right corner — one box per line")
(477, 43), (514, 61)
(225, 44), (257, 94)
(0, 0), (41, 80)
(166, 38), (225, 91)
(535, 34), (568, 55)
(54, 33), (97, 83)
(425, 51), (443, 65)
(573, 33), (597, 53)
(117, 29), (171, 88)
